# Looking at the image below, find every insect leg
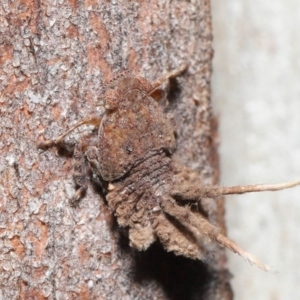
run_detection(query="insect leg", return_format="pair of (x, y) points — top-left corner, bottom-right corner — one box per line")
(38, 115), (102, 149)
(200, 180), (300, 197)
(85, 146), (101, 176)
(171, 180), (300, 200)
(71, 135), (99, 204)
(151, 64), (188, 91)
(161, 198), (272, 271)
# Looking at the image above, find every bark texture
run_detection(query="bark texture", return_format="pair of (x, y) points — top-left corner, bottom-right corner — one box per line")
(0, 0), (232, 299)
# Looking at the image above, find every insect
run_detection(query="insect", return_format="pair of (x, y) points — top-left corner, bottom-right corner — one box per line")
(38, 65), (300, 271)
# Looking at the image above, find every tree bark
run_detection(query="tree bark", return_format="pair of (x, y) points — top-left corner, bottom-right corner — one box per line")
(0, 0), (232, 299)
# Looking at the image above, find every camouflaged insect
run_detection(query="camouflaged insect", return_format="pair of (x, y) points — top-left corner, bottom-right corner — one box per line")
(38, 65), (300, 271)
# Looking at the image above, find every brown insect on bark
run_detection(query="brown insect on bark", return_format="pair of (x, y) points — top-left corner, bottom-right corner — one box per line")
(38, 65), (300, 271)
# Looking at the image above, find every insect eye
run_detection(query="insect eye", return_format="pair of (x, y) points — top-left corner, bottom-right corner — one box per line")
(105, 89), (120, 110)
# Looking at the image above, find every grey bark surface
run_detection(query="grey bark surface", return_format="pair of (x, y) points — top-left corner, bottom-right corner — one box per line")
(0, 1), (232, 299)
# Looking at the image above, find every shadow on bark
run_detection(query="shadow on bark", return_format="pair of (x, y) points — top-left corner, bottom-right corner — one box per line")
(118, 233), (213, 300)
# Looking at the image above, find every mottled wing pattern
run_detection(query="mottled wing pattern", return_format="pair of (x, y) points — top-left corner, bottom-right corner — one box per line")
(98, 78), (175, 181)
